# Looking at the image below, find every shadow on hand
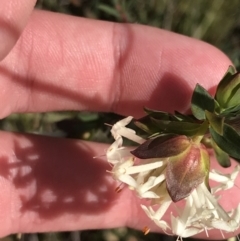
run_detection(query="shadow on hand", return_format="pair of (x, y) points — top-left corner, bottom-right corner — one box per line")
(0, 133), (116, 220)
(0, 22), (197, 117)
(143, 71), (192, 113)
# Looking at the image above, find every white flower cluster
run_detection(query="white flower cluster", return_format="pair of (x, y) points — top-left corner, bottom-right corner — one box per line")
(106, 116), (240, 239)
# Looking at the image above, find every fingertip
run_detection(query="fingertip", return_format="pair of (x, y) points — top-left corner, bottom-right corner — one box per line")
(112, 25), (232, 116)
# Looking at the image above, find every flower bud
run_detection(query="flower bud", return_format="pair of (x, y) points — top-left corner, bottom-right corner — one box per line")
(215, 67), (240, 109)
(165, 143), (210, 202)
(107, 117), (240, 237)
(131, 135), (210, 202)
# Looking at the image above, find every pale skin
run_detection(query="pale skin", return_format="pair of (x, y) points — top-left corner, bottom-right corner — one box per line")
(0, 0), (239, 239)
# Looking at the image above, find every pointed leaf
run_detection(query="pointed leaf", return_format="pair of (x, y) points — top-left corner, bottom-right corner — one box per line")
(210, 124), (240, 160)
(205, 110), (224, 135)
(191, 84), (215, 120)
(220, 104), (240, 116)
(225, 65), (237, 75)
(216, 66), (236, 95)
(174, 111), (197, 122)
(134, 115), (160, 134)
(144, 107), (172, 120)
(215, 65), (238, 108)
(151, 119), (202, 136)
(211, 139), (231, 167)
(226, 116), (240, 134)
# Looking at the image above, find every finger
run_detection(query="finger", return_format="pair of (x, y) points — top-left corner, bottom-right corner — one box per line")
(0, 131), (148, 236)
(0, 0), (36, 61)
(0, 131), (239, 239)
(0, 10), (231, 118)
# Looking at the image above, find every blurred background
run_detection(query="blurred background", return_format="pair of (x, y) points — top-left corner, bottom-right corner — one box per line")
(1, 0), (240, 241)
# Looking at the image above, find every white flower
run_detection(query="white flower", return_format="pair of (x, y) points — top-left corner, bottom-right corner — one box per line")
(210, 165), (240, 193)
(106, 117), (240, 239)
(110, 116), (145, 145)
(141, 200), (171, 232)
(171, 182), (239, 237)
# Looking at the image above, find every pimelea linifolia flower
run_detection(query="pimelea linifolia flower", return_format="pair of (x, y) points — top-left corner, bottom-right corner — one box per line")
(106, 116), (240, 239)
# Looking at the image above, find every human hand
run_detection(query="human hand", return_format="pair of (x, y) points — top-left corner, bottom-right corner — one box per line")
(0, 0), (239, 239)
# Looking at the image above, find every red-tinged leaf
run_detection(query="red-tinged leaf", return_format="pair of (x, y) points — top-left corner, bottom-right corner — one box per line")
(165, 145), (209, 202)
(131, 135), (190, 159)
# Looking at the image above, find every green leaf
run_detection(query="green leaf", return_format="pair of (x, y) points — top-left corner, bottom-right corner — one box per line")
(205, 110), (224, 135)
(151, 119), (202, 136)
(174, 111), (197, 122)
(216, 66), (237, 105)
(134, 115), (160, 134)
(143, 107), (174, 120)
(191, 84), (215, 120)
(220, 104), (240, 116)
(226, 65), (237, 75)
(225, 116), (240, 134)
(215, 66), (240, 109)
(210, 124), (240, 160)
(211, 139), (231, 167)
(215, 65), (236, 97)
